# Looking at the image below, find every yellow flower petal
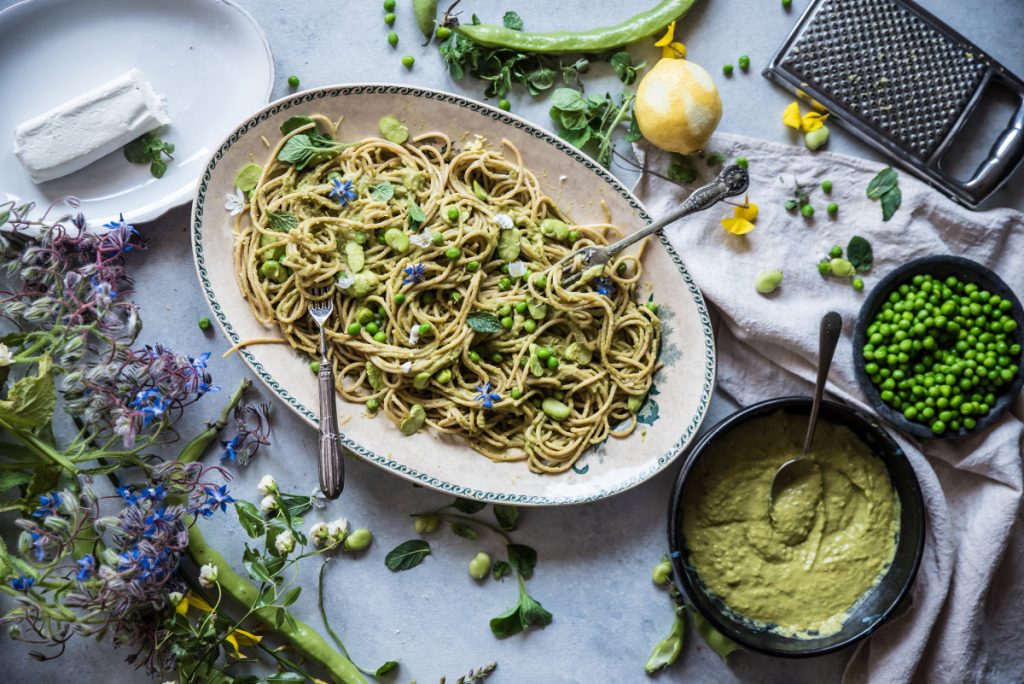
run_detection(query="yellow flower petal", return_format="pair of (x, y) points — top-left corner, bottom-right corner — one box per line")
(783, 101), (802, 129)
(176, 598), (189, 616)
(733, 200), (759, 222)
(662, 42), (686, 59)
(189, 592), (215, 613)
(801, 111), (829, 132)
(225, 628), (262, 659)
(721, 217), (756, 235)
(654, 21), (675, 47)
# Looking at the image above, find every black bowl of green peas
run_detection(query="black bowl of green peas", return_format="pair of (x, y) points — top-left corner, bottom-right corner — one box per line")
(853, 256), (1024, 440)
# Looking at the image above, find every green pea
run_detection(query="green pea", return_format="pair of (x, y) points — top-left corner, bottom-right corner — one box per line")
(431, 231), (445, 246)
(829, 245), (843, 259)
(384, 11), (395, 25)
(418, 322), (432, 336)
(309, 360), (321, 374)
(645, 301), (659, 314)
(435, 368), (452, 384)
(445, 246), (461, 259)
(469, 350), (481, 363)
(536, 346), (552, 361)
(198, 317), (211, 331)
(287, 75), (300, 88)
(366, 398), (380, 412)
(722, 63), (734, 75)
(652, 560), (672, 585)
(383, 0), (395, 9)
(491, 352), (503, 363)
(344, 528), (373, 551)
(738, 55), (750, 70)
(259, 260), (289, 283)
(387, 31), (398, 47)
(532, 273), (547, 289)
(365, 321), (380, 335)
(802, 204), (815, 218)
(413, 514), (440, 534)
(395, 292), (406, 305)
(347, 322), (362, 335)
(401, 55), (415, 68)
(736, 156), (748, 169)
(546, 356), (559, 370)
(498, 304), (512, 317)
(413, 372), (432, 389)
(498, 277), (512, 291)
(568, 230), (581, 242)
(501, 316), (513, 329)
(510, 387), (523, 399)
(421, 291), (435, 305)
(827, 202), (839, 215)
(449, 291), (463, 304)
(466, 260), (481, 272)
(817, 261), (831, 276)
(541, 398), (571, 421)
(783, 0), (792, 7)
(447, 206), (460, 221)
(468, 552), (491, 580)
(373, 331), (387, 343)
(435, 26), (452, 40)
(853, 278), (865, 292)
(515, 301), (528, 314)
(498, 99), (511, 111)
(821, 180), (833, 193)
(523, 319), (537, 334)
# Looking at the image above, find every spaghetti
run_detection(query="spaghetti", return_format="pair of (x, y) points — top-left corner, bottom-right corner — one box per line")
(233, 114), (661, 473)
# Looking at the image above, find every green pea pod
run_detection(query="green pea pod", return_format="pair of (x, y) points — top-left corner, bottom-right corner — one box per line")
(692, 608), (742, 663)
(413, 0), (438, 39)
(644, 609), (685, 674)
(451, 0), (697, 54)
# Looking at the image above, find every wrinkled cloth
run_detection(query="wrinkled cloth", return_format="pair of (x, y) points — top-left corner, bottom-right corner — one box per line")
(633, 134), (1024, 684)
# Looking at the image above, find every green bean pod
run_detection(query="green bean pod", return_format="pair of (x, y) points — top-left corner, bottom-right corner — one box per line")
(448, 0), (697, 54)
(414, 0), (438, 38)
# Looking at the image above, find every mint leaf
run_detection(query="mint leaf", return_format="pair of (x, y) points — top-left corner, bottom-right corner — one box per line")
(371, 182), (395, 202)
(866, 167), (898, 199)
(467, 311), (504, 334)
(881, 186), (901, 221)
(847, 235), (874, 272)
(280, 115), (316, 135)
(492, 560), (513, 581)
(502, 11), (523, 30)
(384, 539), (431, 571)
(494, 504), (519, 531)
(507, 543), (537, 579)
(450, 522), (480, 540)
(452, 497), (487, 514)
(267, 211), (298, 233)
(235, 500), (266, 538)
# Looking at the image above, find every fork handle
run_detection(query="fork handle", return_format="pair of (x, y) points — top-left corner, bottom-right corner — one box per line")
(606, 164), (750, 257)
(317, 337), (345, 500)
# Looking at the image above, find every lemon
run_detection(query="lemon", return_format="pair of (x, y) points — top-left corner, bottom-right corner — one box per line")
(635, 58), (722, 155)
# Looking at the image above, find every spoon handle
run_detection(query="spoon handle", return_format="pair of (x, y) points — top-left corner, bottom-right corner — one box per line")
(803, 311), (844, 454)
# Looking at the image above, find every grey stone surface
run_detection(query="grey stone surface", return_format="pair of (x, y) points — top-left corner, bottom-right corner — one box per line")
(1, 1), (1022, 682)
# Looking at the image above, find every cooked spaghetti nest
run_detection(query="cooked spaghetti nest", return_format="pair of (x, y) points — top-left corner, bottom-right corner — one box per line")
(233, 113), (661, 473)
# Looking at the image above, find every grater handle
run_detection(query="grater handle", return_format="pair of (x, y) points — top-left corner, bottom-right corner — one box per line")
(959, 91), (1024, 203)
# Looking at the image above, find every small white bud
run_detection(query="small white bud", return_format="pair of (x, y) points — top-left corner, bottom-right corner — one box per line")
(310, 522), (330, 548)
(260, 495), (278, 515)
(327, 518), (349, 543)
(257, 474), (278, 496)
(199, 563), (218, 587)
(275, 529), (296, 555)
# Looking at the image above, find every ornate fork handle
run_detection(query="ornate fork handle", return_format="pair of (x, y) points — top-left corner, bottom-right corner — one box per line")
(605, 164), (749, 258)
(317, 335), (345, 500)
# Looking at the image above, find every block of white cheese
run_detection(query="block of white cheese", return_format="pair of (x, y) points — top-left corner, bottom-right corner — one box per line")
(12, 69), (170, 183)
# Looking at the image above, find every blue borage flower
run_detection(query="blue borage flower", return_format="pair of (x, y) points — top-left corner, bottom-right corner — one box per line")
(128, 387), (171, 426)
(403, 261), (427, 285)
(29, 530), (47, 562)
(143, 507), (177, 537)
(75, 554), (95, 581)
(101, 212), (139, 253)
(117, 485), (140, 505)
(473, 382), (501, 410)
(31, 491), (63, 518)
(221, 433), (242, 463)
(10, 575), (34, 592)
(329, 178), (357, 205)
(595, 276), (615, 298)
(89, 275), (119, 302)
(200, 485), (235, 517)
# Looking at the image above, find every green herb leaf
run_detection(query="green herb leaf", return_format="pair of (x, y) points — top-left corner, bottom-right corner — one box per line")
(490, 576), (553, 638)
(235, 500), (266, 538)
(242, 543), (274, 583)
(378, 115), (410, 144)
(280, 586), (302, 607)
(408, 199), (426, 225)
(492, 560), (513, 581)
(551, 88), (587, 112)
(692, 609), (742, 663)
(667, 154), (699, 184)
(881, 186), (902, 221)
(123, 131), (174, 178)
(374, 662), (399, 677)
(277, 133), (351, 169)
(847, 235), (874, 272)
(450, 522), (480, 540)
(610, 51), (645, 86)
(384, 539), (432, 571)
(507, 543), (537, 579)
(502, 11), (523, 30)
(453, 497), (487, 514)
(267, 211), (298, 233)
(645, 610), (686, 674)
(235, 163), (263, 192)
(625, 106), (643, 143)
(371, 182), (395, 203)
(150, 159), (167, 178)
(123, 134), (156, 164)
(467, 311), (504, 334)
(0, 357), (56, 429)
(0, 471), (32, 493)
(494, 504), (519, 531)
(866, 167), (898, 199)
(280, 115), (316, 135)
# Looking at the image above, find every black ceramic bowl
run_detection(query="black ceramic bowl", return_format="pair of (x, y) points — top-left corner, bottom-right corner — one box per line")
(667, 397), (925, 657)
(852, 255), (1024, 440)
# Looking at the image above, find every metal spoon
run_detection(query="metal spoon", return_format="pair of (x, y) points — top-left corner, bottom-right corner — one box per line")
(769, 311), (843, 520)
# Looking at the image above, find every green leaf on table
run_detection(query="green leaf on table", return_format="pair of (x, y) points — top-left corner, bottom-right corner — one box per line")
(847, 235), (874, 272)
(490, 576), (553, 638)
(450, 522), (480, 540)
(123, 131), (174, 179)
(0, 357), (56, 430)
(384, 539), (431, 571)
(242, 543), (273, 583)
(525, 66), (556, 94)
(610, 51), (645, 86)
(235, 500), (266, 538)
(374, 661), (399, 676)
(452, 497), (487, 514)
(0, 471), (32, 493)
(279, 586), (302, 607)
(493, 504), (519, 531)
(692, 608), (742, 663)
(371, 182), (395, 203)
(507, 543), (537, 579)
(280, 115), (317, 135)
(551, 88), (587, 112)
(267, 211), (298, 233)
(625, 108), (643, 143)
(866, 167), (898, 199)
(881, 186), (902, 221)
(492, 560), (513, 581)
(467, 312), (504, 334)
(502, 10), (523, 30)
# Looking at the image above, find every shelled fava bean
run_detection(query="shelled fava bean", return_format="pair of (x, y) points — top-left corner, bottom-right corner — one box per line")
(862, 273), (1021, 434)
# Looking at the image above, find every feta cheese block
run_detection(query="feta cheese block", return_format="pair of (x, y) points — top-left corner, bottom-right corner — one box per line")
(12, 69), (170, 183)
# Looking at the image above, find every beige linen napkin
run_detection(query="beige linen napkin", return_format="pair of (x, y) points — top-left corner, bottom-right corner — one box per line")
(633, 133), (1024, 684)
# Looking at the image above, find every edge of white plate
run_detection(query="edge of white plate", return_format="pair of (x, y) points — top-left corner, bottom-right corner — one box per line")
(190, 83), (717, 505)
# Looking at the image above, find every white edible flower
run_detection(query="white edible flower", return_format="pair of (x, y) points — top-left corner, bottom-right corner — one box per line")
(0, 344), (11, 367)
(310, 522), (330, 548)
(224, 187), (245, 216)
(408, 326), (420, 345)
(257, 474), (278, 496)
(199, 562), (218, 587)
(168, 591), (184, 607)
(327, 518), (349, 543)
(409, 229), (434, 248)
(400, 361), (412, 374)
(507, 261), (527, 278)
(260, 494), (278, 515)
(336, 273), (355, 290)
(493, 213), (514, 230)
(275, 529), (296, 555)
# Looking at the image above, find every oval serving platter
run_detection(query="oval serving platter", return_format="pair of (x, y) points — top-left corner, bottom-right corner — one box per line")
(191, 84), (715, 505)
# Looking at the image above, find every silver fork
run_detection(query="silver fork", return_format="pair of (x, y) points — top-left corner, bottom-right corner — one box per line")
(551, 165), (750, 288)
(309, 285), (345, 500)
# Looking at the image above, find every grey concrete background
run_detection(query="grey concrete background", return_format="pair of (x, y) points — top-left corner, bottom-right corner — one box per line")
(1, 0), (1022, 682)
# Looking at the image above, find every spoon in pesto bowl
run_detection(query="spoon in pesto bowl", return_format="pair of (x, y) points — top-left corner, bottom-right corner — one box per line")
(769, 311), (843, 531)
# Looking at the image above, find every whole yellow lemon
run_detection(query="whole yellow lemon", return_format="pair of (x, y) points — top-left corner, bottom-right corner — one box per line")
(635, 58), (722, 154)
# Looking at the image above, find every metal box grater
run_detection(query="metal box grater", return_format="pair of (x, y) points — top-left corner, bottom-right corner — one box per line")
(764, 0), (1024, 208)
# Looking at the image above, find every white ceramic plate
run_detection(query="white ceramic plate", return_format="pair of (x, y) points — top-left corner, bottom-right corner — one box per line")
(192, 84), (716, 505)
(0, 0), (273, 227)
